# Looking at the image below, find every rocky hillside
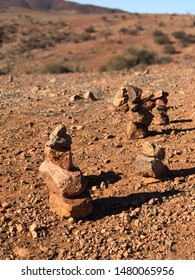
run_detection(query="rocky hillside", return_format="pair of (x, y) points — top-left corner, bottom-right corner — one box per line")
(0, 0), (125, 13)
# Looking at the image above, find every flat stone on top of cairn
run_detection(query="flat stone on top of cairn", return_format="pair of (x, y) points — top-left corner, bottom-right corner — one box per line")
(39, 124), (92, 219)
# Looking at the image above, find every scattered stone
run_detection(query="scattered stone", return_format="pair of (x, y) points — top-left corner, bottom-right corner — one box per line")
(31, 85), (42, 94)
(69, 94), (83, 102)
(142, 177), (161, 185)
(83, 91), (97, 101)
(29, 223), (38, 239)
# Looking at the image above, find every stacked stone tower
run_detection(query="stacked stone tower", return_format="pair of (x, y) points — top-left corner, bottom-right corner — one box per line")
(39, 124), (92, 219)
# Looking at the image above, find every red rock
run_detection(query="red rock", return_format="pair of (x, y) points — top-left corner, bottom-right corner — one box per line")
(44, 146), (73, 170)
(117, 103), (129, 113)
(133, 154), (166, 178)
(115, 86), (128, 98)
(49, 192), (93, 218)
(39, 159), (86, 198)
(126, 85), (142, 103)
(113, 97), (128, 107)
(142, 141), (165, 160)
(128, 109), (154, 127)
(83, 91), (97, 101)
(153, 115), (169, 125)
(126, 122), (148, 139)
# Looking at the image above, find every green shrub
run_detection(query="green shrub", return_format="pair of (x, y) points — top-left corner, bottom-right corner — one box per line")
(126, 47), (157, 66)
(163, 44), (177, 54)
(153, 30), (171, 45)
(41, 62), (73, 74)
(0, 52), (5, 60)
(79, 31), (94, 41)
(103, 47), (158, 71)
(172, 31), (195, 47)
(119, 28), (138, 35)
(85, 25), (96, 33)
(105, 55), (131, 71)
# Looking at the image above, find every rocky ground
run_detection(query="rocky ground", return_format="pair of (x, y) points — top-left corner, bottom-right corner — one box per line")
(0, 63), (194, 260)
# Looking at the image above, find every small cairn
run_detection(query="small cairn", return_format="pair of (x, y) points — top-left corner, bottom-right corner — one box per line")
(113, 85), (154, 139)
(39, 124), (93, 219)
(152, 90), (169, 125)
(133, 141), (167, 179)
(113, 86), (170, 139)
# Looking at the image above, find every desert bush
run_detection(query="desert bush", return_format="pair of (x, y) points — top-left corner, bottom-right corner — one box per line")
(0, 65), (10, 75)
(119, 28), (138, 35)
(0, 52), (5, 60)
(105, 55), (131, 71)
(163, 44), (177, 54)
(172, 31), (186, 39)
(126, 47), (157, 65)
(19, 35), (55, 52)
(172, 30), (195, 47)
(103, 47), (158, 71)
(153, 30), (171, 45)
(79, 31), (95, 41)
(41, 62), (73, 74)
(85, 25), (96, 33)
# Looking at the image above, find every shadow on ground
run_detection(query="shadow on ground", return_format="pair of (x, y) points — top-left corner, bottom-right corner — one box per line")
(150, 126), (195, 136)
(170, 119), (193, 124)
(168, 167), (195, 179)
(88, 188), (182, 221)
(86, 171), (122, 189)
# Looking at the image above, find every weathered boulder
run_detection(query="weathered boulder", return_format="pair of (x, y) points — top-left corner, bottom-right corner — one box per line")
(133, 154), (166, 178)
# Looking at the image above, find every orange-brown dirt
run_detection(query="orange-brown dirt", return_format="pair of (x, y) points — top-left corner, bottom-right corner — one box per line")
(0, 9), (194, 260)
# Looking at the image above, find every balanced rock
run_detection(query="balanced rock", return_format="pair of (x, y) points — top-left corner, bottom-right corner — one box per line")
(46, 124), (71, 151)
(133, 154), (166, 178)
(126, 122), (148, 139)
(44, 146), (72, 170)
(39, 159), (86, 198)
(128, 109), (154, 128)
(126, 85), (142, 103)
(142, 141), (165, 160)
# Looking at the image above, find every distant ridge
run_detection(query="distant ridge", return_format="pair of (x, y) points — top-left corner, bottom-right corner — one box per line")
(0, 0), (127, 13)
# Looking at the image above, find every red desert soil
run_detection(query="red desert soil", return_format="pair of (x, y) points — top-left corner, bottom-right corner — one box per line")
(0, 9), (194, 260)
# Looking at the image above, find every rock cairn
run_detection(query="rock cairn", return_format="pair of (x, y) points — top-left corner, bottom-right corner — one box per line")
(113, 86), (169, 139)
(39, 124), (92, 219)
(133, 141), (167, 179)
(152, 90), (169, 125)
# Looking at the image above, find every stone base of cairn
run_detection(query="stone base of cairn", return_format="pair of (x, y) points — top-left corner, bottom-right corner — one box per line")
(113, 86), (169, 139)
(133, 141), (167, 179)
(39, 124), (92, 219)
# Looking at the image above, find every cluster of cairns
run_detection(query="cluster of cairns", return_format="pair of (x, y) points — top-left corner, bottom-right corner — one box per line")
(133, 141), (167, 179)
(113, 85), (169, 139)
(39, 124), (93, 219)
(40, 84), (170, 219)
